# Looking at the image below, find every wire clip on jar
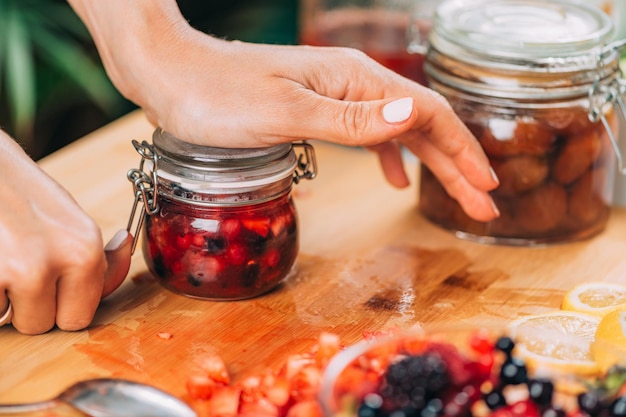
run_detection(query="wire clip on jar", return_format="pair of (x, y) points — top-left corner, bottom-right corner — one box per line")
(126, 128), (317, 300)
(420, 0), (626, 246)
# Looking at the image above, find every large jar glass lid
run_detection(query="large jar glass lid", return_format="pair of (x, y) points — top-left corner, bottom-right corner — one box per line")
(432, 0), (614, 65)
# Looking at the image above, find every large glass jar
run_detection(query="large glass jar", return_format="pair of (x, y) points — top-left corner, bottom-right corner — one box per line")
(419, 0), (626, 246)
(126, 129), (317, 300)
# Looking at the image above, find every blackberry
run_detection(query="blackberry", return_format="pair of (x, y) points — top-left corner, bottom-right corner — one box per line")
(381, 353), (450, 412)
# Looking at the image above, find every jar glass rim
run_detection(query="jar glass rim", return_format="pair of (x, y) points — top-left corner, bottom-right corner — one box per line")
(150, 128), (298, 186)
(432, 0), (614, 67)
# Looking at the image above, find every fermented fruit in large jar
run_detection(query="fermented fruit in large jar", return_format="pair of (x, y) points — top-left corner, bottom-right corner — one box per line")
(419, 109), (615, 243)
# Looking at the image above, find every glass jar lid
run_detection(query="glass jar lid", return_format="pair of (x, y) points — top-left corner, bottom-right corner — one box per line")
(431, 0), (614, 71)
(151, 128), (297, 189)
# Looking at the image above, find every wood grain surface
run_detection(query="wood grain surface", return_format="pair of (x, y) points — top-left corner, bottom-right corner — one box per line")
(2, 110), (626, 406)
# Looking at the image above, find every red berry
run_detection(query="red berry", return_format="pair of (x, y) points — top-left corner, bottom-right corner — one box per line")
(192, 233), (206, 247)
(220, 218), (242, 240)
(469, 329), (495, 355)
(263, 249), (281, 268)
(227, 243), (248, 266)
(242, 217), (271, 237)
(175, 233), (192, 250)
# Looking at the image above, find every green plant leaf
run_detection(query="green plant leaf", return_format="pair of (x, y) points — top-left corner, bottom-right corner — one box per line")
(23, 1), (95, 43)
(29, 23), (120, 115)
(4, 3), (36, 139)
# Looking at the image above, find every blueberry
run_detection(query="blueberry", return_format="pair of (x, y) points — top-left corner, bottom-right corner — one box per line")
(484, 389), (507, 410)
(578, 391), (603, 416)
(494, 337), (515, 357)
(205, 236), (226, 254)
(541, 406), (565, 417)
(187, 274), (202, 287)
(241, 262), (260, 288)
(527, 378), (554, 406)
(420, 398), (443, 417)
(500, 357), (528, 385)
(152, 255), (167, 277)
(612, 396), (626, 417)
(358, 394), (383, 417)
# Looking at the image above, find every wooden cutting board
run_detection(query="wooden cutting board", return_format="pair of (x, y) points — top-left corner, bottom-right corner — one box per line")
(2, 110), (626, 405)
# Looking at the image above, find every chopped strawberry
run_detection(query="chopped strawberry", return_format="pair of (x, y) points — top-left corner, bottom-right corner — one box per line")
(314, 332), (341, 368)
(282, 354), (316, 381)
(197, 354), (230, 385)
(239, 375), (263, 403)
(290, 365), (322, 402)
(254, 372), (290, 409)
(242, 217), (271, 237)
(207, 386), (241, 417)
(156, 331), (173, 340)
(239, 397), (279, 416)
(333, 365), (379, 400)
(186, 374), (216, 401)
(285, 400), (324, 417)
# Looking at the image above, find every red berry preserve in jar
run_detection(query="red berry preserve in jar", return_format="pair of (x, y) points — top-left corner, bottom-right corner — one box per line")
(420, 0), (626, 246)
(126, 129), (317, 300)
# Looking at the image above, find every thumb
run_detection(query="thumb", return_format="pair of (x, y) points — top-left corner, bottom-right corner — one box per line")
(102, 229), (133, 298)
(307, 97), (416, 146)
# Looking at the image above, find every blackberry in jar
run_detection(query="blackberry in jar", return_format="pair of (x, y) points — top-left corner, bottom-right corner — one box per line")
(126, 128), (316, 300)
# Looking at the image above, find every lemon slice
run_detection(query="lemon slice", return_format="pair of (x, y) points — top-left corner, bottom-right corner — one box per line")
(561, 281), (626, 317)
(507, 311), (601, 377)
(591, 308), (626, 372)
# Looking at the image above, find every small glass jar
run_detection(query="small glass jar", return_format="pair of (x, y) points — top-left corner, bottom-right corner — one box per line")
(419, 0), (626, 246)
(126, 129), (317, 300)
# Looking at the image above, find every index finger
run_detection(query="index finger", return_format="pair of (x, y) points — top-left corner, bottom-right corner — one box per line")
(404, 87), (499, 193)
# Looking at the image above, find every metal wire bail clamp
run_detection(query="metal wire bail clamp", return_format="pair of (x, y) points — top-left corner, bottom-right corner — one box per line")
(126, 140), (160, 255)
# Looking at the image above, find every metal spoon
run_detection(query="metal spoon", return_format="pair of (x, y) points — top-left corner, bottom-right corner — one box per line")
(0, 378), (197, 417)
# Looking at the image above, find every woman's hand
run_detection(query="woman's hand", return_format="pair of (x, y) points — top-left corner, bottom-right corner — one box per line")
(68, 0), (499, 222)
(0, 131), (132, 334)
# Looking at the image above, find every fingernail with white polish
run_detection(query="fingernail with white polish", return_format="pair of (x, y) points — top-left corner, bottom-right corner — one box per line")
(105, 229), (130, 251)
(490, 167), (500, 184)
(383, 97), (413, 123)
(490, 197), (501, 218)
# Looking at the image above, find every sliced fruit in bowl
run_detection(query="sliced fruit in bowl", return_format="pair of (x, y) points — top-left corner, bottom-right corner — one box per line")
(318, 326), (626, 417)
(506, 311), (601, 378)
